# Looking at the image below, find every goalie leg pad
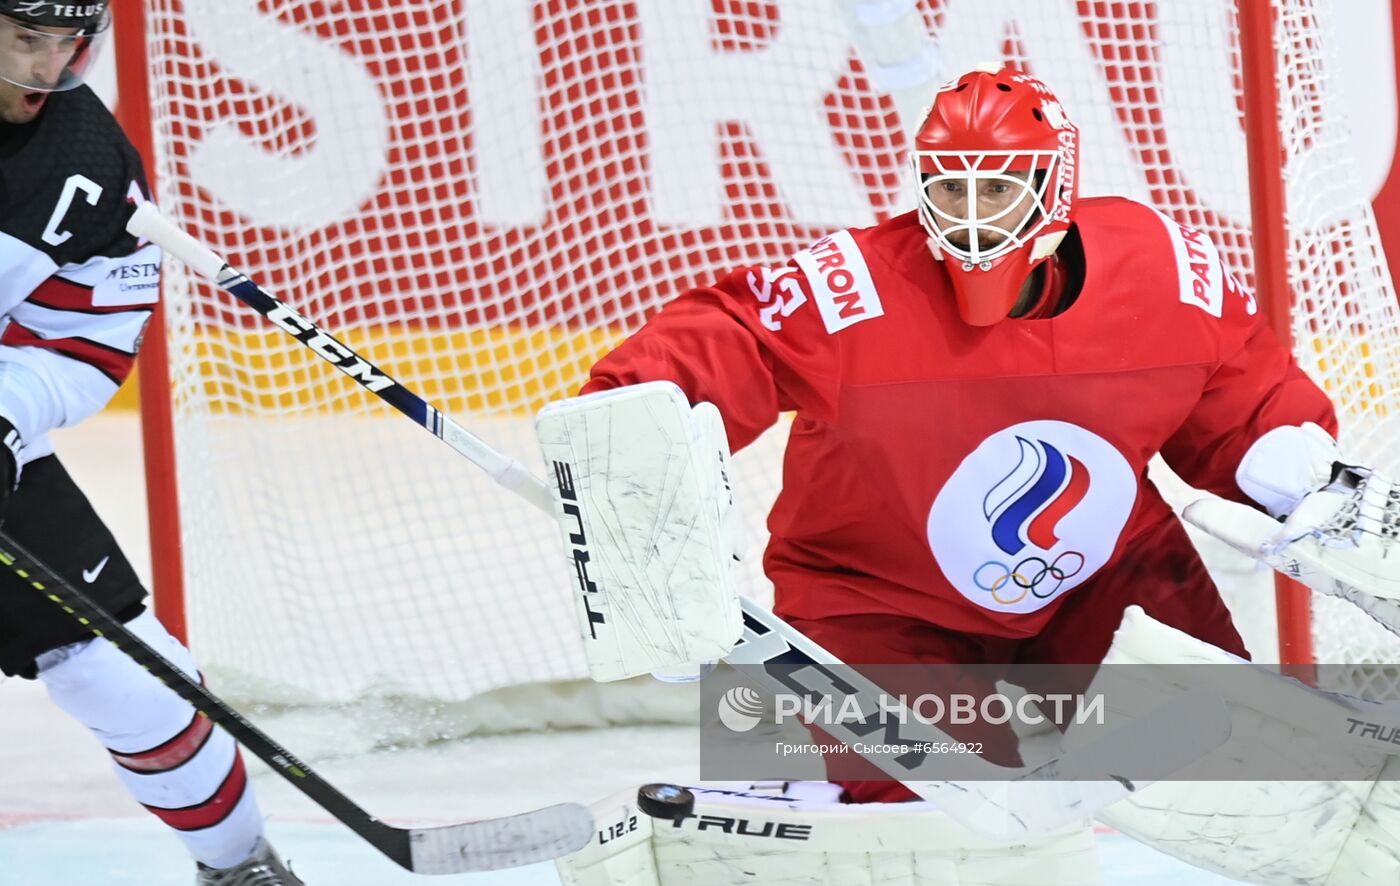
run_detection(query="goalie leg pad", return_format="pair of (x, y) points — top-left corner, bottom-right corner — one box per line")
(537, 381), (743, 682)
(557, 783), (1102, 886)
(1085, 607), (1400, 885)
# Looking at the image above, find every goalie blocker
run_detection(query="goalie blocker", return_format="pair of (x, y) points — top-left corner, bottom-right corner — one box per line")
(537, 381), (744, 682)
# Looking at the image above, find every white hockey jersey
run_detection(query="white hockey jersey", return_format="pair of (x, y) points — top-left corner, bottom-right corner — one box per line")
(0, 85), (159, 464)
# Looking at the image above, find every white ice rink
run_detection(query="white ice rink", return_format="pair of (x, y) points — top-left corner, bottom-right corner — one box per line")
(0, 414), (1241, 885)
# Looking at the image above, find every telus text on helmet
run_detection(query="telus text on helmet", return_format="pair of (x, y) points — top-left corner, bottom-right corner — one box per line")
(12, 3), (104, 19)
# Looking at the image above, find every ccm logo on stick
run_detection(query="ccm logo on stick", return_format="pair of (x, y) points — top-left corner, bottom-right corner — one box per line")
(552, 461), (607, 638)
(264, 304), (395, 392)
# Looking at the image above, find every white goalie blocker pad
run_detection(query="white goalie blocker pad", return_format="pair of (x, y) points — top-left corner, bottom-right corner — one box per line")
(1077, 607), (1400, 885)
(1182, 422), (1400, 634)
(537, 381), (743, 682)
(557, 783), (1101, 886)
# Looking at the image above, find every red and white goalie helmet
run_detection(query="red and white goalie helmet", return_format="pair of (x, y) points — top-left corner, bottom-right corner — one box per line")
(912, 64), (1080, 325)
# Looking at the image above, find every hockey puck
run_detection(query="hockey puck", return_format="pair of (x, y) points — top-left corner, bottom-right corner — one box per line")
(636, 783), (695, 820)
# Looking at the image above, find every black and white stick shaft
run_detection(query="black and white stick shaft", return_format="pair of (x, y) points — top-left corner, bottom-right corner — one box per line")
(0, 529), (591, 873)
(126, 203), (553, 515)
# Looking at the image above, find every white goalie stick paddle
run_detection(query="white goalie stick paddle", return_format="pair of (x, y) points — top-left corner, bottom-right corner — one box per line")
(129, 204), (1231, 840)
(726, 603), (1233, 839)
(0, 529), (592, 874)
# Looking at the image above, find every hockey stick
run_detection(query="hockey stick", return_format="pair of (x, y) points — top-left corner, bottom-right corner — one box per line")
(0, 529), (592, 874)
(127, 206), (551, 517)
(725, 605), (1232, 839)
(128, 204), (1229, 839)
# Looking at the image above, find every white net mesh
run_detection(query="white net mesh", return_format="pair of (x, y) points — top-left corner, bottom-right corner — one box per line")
(1273, 0), (1400, 695)
(140, 0), (1400, 720)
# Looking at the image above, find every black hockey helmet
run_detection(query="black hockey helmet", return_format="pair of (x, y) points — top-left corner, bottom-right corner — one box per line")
(0, 1), (111, 92)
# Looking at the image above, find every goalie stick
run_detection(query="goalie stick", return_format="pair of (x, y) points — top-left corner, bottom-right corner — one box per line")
(725, 603), (1231, 838)
(128, 204), (1230, 839)
(0, 529), (592, 874)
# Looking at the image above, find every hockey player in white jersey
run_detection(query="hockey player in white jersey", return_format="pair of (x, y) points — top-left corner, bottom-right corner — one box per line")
(0, 3), (301, 882)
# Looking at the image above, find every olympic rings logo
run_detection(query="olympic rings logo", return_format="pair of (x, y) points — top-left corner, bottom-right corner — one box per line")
(972, 551), (1086, 605)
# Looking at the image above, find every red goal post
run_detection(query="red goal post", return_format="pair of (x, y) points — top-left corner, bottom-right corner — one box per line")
(114, 0), (1400, 728)
(1238, 0), (1315, 676)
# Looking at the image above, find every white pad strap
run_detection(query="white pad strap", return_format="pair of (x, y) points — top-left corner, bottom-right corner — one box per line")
(537, 381), (743, 682)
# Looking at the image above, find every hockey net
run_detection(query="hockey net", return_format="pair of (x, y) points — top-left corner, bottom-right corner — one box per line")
(131, 0), (1400, 734)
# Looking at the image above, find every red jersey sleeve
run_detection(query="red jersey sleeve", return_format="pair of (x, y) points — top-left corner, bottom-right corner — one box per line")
(582, 261), (842, 452)
(1159, 263), (1337, 503)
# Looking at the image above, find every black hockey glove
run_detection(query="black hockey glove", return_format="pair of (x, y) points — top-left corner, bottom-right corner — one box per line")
(0, 417), (22, 509)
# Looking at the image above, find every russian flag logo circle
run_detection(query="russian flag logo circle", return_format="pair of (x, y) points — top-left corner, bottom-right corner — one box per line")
(927, 420), (1137, 614)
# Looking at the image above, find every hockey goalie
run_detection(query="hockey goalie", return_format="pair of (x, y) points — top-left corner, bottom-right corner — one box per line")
(538, 63), (1400, 884)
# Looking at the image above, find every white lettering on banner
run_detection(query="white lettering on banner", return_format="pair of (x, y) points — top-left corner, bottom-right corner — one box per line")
(636, 0), (874, 228)
(927, 0), (1391, 214)
(464, 0), (546, 226)
(181, 1), (389, 230)
(791, 230), (883, 333)
(766, 690), (1106, 727)
(167, 2), (1394, 235)
(746, 266), (808, 332)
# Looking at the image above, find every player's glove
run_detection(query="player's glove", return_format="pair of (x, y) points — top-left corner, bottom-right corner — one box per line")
(1183, 423), (1400, 633)
(0, 417), (22, 508)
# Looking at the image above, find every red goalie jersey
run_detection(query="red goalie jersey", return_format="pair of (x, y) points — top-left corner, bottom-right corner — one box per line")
(583, 197), (1336, 642)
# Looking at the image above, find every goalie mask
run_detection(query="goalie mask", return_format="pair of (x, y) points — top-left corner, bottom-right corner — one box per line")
(913, 64), (1079, 326)
(0, 1), (110, 92)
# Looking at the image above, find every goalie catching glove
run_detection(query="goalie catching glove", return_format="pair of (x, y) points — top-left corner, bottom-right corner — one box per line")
(1183, 422), (1400, 630)
(536, 381), (743, 682)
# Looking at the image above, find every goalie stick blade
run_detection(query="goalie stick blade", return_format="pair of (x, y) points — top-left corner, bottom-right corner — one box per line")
(407, 802), (595, 874)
